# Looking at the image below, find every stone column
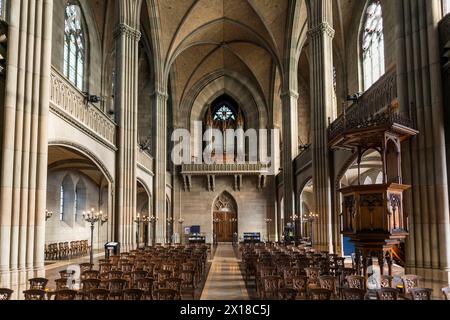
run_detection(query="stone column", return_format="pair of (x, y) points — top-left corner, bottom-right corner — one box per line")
(307, 0), (335, 252)
(0, 0), (53, 285)
(396, 0), (450, 282)
(281, 91), (299, 230)
(153, 91), (168, 244)
(113, 0), (142, 249)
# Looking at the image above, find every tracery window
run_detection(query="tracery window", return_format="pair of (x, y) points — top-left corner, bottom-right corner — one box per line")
(63, 2), (87, 91)
(214, 106), (236, 121)
(362, 1), (385, 91)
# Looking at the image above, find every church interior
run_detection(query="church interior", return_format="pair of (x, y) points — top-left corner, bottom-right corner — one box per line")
(0, 0), (450, 301)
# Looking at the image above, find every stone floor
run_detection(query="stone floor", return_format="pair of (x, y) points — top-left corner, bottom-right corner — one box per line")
(201, 243), (249, 300)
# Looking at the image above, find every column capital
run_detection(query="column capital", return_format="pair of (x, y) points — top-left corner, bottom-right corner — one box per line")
(151, 90), (169, 101)
(307, 22), (335, 40)
(280, 90), (299, 100)
(113, 23), (142, 41)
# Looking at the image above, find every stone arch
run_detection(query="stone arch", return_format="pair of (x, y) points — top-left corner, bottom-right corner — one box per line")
(48, 140), (114, 184)
(213, 191), (238, 213)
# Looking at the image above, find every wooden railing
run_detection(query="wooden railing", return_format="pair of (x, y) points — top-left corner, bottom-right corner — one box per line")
(328, 69), (403, 141)
(50, 67), (116, 146)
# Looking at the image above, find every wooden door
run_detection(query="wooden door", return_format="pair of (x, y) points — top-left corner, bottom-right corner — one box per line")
(214, 211), (237, 242)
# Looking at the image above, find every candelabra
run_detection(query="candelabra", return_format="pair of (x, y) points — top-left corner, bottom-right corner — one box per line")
(134, 213), (147, 249)
(264, 218), (272, 242)
(83, 208), (108, 265)
(302, 212), (319, 246)
(149, 215), (158, 246)
(45, 209), (54, 221)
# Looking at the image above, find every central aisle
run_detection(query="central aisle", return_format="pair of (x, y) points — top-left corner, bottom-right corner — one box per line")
(200, 243), (249, 300)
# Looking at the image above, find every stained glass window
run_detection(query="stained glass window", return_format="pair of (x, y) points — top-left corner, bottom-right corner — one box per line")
(64, 2), (86, 91)
(362, 1), (385, 91)
(214, 106), (236, 121)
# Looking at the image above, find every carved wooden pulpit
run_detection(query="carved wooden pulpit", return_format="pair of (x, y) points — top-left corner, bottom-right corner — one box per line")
(329, 107), (418, 282)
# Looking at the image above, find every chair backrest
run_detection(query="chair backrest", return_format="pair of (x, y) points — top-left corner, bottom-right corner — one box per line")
(0, 288), (14, 300)
(79, 263), (93, 273)
(401, 275), (420, 294)
(308, 288), (332, 300)
(319, 276), (337, 292)
(54, 289), (77, 301)
(443, 287), (450, 300)
(23, 289), (46, 300)
(108, 270), (124, 279)
(108, 279), (128, 293)
(55, 278), (71, 290)
(410, 288), (432, 301)
(153, 288), (178, 300)
(261, 276), (282, 299)
(292, 276), (309, 293)
(123, 289), (144, 301)
(346, 275), (366, 290)
(377, 288), (399, 300)
(342, 288), (366, 300)
(81, 270), (100, 280)
(305, 268), (321, 284)
(28, 278), (48, 290)
(88, 289), (110, 300)
(135, 278), (154, 292)
(81, 279), (101, 292)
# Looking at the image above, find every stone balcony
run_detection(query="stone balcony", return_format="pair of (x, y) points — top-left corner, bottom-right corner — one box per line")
(180, 163), (270, 192)
(137, 148), (154, 176)
(50, 67), (116, 148)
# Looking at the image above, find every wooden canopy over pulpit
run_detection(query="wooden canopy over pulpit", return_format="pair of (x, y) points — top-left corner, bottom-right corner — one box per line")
(329, 107), (418, 282)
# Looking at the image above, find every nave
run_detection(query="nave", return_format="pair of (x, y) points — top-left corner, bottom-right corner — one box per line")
(1, 242), (450, 301)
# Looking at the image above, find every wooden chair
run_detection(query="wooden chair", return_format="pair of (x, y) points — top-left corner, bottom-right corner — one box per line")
(292, 276), (309, 299)
(153, 288), (178, 300)
(88, 288), (110, 300)
(130, 270), (148, 288)
(107, 279), (128, 300)
(0, 288), (13, 300)
(54, 289), (77, 301)
(108, 270), (124, 279)
(342, 288), (366, 300)
(160, 278), (182, 300)
(278, 288), (298, 300)
(308, 288), (332, 300)
(443, 287), (450, 300)
(346, 275), (366, 290)
(99, 263), (113, 274)
(319, 276), (337, 297)
(377, 288), (399, 300)
(260, 276), (283, 300)
(79, 263), (94, 273)
(401, 275), (420, 297)
(28, 278), (48, 290)
(81, 270), (100, 281)
(410, 288), (433, 301)
(59, 270), (75, 280)
(81, 279), (101, 299)
(23, 289), (46, 300)
(55, 278), (71, 290)
(123, 289), (144, 301)
(180, 270), (196, 300)
(135, 278), (155, 300)
(305, 267), (321, 289)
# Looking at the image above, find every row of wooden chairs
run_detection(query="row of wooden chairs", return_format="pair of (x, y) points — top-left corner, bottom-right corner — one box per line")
(44, 240), (89, 260)
(240, 243), (443, 300)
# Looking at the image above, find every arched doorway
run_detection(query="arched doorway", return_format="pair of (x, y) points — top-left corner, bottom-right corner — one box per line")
(213, 192), (238, 243)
